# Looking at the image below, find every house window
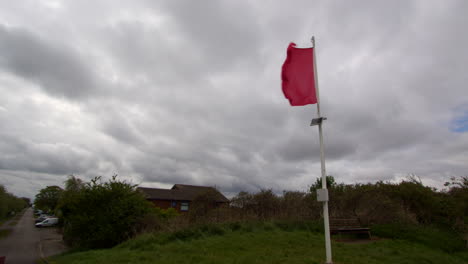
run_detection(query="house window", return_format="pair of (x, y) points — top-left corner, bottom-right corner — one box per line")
(171, 201), (177, 207)
(180, 202), (189, 211)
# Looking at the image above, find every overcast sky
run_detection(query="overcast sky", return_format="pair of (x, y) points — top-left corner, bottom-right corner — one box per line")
(1, 0), (467, 199)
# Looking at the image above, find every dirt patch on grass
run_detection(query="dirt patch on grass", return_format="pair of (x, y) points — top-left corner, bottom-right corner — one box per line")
(8, 220), (19, 226)
(333, 236), (383, 244)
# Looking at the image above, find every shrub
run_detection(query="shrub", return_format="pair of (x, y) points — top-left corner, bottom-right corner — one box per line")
(139, 207), (180, 232)
(59, 176), (152, 249)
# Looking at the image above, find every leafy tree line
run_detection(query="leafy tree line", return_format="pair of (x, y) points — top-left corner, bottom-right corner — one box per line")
(34, 174), (467, 249)
(227, 175), (467, 234)
(0, 185), (29, 221)
(137, 175), (467, 239)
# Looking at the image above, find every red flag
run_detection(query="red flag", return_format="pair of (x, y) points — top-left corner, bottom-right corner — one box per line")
(281, 42), (317, 106)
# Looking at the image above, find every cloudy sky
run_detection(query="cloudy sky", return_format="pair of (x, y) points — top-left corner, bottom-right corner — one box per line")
(0, 0), (467, 199)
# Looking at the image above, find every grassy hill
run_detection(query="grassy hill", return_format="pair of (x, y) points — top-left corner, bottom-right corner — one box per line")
(49, 222), (467, 264)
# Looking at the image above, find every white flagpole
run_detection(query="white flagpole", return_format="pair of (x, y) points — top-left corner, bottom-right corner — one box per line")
(311, 36), (333, 264)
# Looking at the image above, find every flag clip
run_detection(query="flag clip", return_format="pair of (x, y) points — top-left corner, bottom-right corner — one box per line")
(310, 117), (327, 126)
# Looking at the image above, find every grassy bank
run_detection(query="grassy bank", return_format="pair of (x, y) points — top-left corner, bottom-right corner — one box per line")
(372, 223), (467, 253)
(49, 222), (467, 264)
(0, 209), (25, 240)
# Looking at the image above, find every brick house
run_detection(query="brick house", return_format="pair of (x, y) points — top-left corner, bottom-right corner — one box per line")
(137, 184), (229, 213)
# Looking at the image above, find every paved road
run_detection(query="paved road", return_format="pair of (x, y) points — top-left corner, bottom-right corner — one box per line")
(0, 208), (67, 264)
(0, 208), (41, 263)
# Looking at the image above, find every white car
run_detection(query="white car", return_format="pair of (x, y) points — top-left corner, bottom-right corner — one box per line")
(35, 214), (51, 223)
(35, 217), (59, 228)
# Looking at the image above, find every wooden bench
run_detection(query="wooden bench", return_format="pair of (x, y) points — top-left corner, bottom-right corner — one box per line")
(330, 218), (371, 239)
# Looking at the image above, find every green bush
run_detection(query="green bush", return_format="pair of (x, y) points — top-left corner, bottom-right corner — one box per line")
(59, 176), (153, 249)
(137, 207), (180, 233)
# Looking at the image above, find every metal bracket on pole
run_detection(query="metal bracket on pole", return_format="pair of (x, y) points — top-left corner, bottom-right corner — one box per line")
(310, 117), (327, 126)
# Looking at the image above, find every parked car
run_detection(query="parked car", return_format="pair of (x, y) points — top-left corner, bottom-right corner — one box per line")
(34, 209), (43, 216)
(35, 218), (59, 228)
(35, 214), (51, 223)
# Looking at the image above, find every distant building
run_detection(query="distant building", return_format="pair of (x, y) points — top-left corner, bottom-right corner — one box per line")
(137, 184), (229, 213)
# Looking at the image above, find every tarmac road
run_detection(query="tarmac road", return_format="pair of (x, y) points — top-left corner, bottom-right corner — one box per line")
(0, 208), (41, 263)
(0, 208), (66, 264)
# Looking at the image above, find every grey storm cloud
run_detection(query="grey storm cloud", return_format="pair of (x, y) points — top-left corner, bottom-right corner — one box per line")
(0, 134), (97, 175)
(158, 1), (263, 69)
(0, 25), (100, 99)
(0, 0), (467, 199)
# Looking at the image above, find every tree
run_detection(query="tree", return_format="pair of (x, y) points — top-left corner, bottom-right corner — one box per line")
(310, 175), (336, 192)
(57, 175), (85, 220)
(64, 175), (84, 192)
(442, 176), (468, 232)
(21, 197), (31, 207)
(230, 191), (253, 209)
(444, 176), (468, 189)
(34, 185), (63, 212)
(0, 185), (28, 219)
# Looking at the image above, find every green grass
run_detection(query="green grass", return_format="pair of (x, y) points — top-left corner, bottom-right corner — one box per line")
(0, 209), (25, 228)
(0, 217), (10, 227)
(372, 223), (466, 253)
(49, 222), (467, 264)
(8, 219), (19, 226)
(7, 212), (23, 227)
(0, 209), (27, 240)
